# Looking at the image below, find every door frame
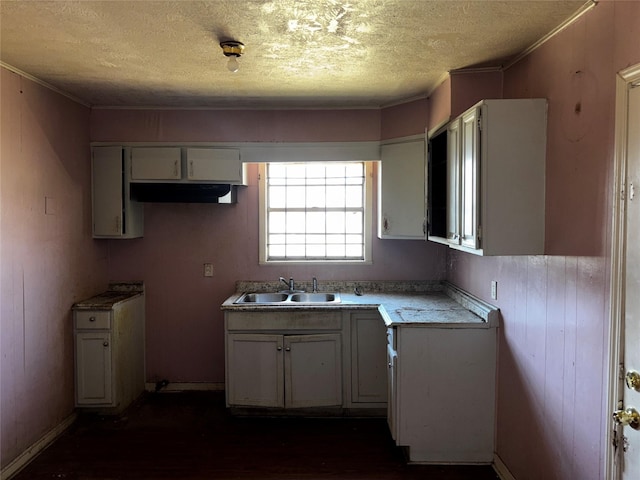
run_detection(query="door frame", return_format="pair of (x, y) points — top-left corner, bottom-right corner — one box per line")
(607, 62), (640, 480)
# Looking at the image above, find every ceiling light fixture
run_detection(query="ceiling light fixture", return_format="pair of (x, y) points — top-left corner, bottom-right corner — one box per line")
(220, 40), (245, 73)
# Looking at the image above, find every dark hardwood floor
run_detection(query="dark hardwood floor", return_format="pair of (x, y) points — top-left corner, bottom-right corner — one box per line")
(13, 392), (499, 479)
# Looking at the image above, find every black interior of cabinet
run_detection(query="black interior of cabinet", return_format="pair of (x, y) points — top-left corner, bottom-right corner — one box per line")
(428, 129), (447, 238)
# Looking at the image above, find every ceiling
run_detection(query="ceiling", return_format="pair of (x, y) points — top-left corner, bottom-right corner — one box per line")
(0, 0), (590, 109)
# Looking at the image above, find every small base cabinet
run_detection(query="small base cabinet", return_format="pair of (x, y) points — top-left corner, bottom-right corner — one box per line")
(73, 293), (145, 414)
(387, 323), (497, 464)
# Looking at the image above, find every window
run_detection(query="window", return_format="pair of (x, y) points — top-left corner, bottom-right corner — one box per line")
(259, 162), (372, 263)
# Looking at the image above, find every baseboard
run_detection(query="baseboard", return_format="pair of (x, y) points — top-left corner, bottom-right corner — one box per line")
(493, 454), (517, 480)
(144, 382), (224, 392)
(0, 413), (77, 480)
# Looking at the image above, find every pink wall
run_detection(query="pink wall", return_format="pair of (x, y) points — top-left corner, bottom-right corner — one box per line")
(0, 69), (110, 468)
(380, 98), (428, 140)
(427, 70), (503, 132)
(90, 108), (382, 142)
(447, 1), (640, 479)
(94, 105), (447, 384)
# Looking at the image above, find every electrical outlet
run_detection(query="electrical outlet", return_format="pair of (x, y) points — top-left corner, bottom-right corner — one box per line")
(203, 263), (213, 277)
(491, 281), (498, 300)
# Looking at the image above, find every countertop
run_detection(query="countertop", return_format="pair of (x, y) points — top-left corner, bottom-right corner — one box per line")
(222, 281), (499, 328)
(73, 282), (144, 310)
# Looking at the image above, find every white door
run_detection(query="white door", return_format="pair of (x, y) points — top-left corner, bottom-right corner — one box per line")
(75, 332), (112, 405)
(130, 147), (181, 180)
(619, 80), (640, 480)
(610, 66), (640, 480)
(460, 107), (480, 250)
(285, 334), (342, 408)
(226, 333), (284, 407)
(92, 146), (123, 236)
(446, 118), (461, 245)
(186, 148), (242, 182)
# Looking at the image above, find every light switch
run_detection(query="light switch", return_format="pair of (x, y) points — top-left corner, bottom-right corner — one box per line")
(491, 281), (498, 300)
(204, 263), (213, 277)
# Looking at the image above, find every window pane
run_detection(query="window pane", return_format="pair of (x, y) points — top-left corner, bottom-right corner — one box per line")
(269, 212), (286, 233)
(269, 186), (286, 208)
(306, 186), (325, 208)
(265, 162), (366, 262)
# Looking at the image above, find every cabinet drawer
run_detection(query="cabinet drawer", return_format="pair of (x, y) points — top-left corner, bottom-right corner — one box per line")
(75, 311), (111, 329)
(226, 310), (342, 331)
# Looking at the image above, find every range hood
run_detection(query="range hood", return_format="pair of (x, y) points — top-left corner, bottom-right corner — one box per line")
(130, 183), (237, 203)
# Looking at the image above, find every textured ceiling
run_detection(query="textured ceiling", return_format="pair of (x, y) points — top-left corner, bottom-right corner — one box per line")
(0, 0), (590, 108)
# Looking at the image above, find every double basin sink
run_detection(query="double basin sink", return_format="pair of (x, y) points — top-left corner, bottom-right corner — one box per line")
(234, 291), (341, 305)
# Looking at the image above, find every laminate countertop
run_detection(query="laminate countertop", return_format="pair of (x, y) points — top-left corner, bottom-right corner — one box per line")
(222, 281), (499, 328)
(73, 282), (144, 311)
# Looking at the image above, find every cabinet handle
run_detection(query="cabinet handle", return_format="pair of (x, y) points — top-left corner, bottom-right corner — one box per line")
(285, 347), (291, 352)
(174, 160), (179, 178)
(277, 346), (282, 351)
(103, 341), (109, 347)
(189, 160), (194, 178)
(89, 316), (96, 322)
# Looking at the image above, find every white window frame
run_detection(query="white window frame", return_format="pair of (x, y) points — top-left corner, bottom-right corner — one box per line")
(259, 162), (373, 265)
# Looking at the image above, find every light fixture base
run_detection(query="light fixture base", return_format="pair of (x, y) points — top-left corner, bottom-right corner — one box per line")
(220, 41), (245, 58)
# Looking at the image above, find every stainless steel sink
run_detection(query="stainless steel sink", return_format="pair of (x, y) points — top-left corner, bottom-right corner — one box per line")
(290, 293), (339, 303)
(234, 292), (341, 304)
(236, 293), (288, 303)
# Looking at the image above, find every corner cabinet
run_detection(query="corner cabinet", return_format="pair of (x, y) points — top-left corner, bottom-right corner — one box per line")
(92, 146), (144, 239)
(73, 293), (145, 413)
(378, 137), (426, 239)
(428, 98), (547, 255)
(387, 322), (497, 463)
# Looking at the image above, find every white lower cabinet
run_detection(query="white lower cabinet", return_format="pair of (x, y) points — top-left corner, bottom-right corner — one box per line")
(226, 332), (342, 408)
(388, 324), (497, 463)
(225, 311), (343, 409)
(350, 311), (387, 405)
(73, 294), (145, 413)
(75, 331), (113, 405)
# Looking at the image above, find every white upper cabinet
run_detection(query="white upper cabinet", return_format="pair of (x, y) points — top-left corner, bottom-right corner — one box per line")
(92, 146), (143, 239)
(130, 146), (246, 184)
(378, 137), (426, 239)
(428, 98), (547, 256)
(131, 147), (181, 180)
(186, 148), (246, 184)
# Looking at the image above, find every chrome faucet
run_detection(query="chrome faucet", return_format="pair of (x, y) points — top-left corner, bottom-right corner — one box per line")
(279, 276), (295, 291)
(312, 277), (318, 293)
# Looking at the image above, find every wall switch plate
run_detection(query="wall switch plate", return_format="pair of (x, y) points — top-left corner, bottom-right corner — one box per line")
(203, 263), (213, 277)
(491, 281), (498, 300)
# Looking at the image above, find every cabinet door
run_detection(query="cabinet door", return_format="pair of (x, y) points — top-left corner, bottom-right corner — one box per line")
(285, 334), (342, 408)
(92, 146), (123, 236)
(75, 332), (112, 405)
(186, 148), (244, 183)
(460, 108), (481, 250)
(446, 119), (462, 245)
(378, 139), (426, 239)
(226, 333), (284, 407)
(351, 312), (387, 404)
(131, 147), (181, 180)
(387, 343), (398, 441)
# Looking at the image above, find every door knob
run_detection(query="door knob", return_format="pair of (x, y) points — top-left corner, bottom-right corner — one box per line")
(612, 407), (640, 429)
(626, 371), (640, 391)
